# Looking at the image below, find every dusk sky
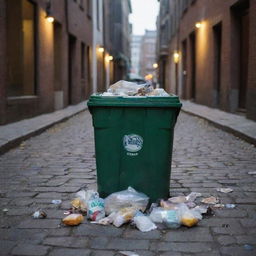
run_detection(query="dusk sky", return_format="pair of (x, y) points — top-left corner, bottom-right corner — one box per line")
(130, 0), (159, 35)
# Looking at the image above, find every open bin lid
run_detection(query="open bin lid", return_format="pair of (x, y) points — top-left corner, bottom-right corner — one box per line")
(87, 94), (182, 108)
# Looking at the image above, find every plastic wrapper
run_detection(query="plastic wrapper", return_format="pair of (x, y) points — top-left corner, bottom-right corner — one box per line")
(133, 215), (157, 232)
(62, 213), (84, 226)
(147, 88), (170, 97)
(32, 210), (47, 219)
(104, 187), (149, 215)
(201, 196), (219, 205)
(135, 84), (154, 96)
(91, 212), (116, 225)
(168, 196), (187, 204)
(216, 188), (233, 193)
(107, 80), (143, 96)
(149, 207), (167, 223)
(113, 207), (137, 227)
(160, 199), (179, 210)
(162, 210), (181, 229)
(87, 195), (105, 221)
(177, 204), (202, 228)
(71, 190), (98, 212)
(186, 192), (202, 202)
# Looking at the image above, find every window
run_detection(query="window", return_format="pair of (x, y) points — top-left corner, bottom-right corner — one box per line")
(7, 0), (37, 96)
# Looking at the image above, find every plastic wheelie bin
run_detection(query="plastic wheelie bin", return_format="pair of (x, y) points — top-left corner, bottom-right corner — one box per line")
(87, 94), (182, 202)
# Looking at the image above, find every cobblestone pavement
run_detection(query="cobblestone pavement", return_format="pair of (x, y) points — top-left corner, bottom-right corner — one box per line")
(0, 111), (255, 256)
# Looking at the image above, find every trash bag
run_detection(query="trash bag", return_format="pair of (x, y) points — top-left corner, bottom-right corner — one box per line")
(107, 80), (144, 96)
(113, 207), (137, 227)
(133, 214), (157, 232)
(177, 203), (202, 228)
(162, 210), (181, 229)
(104, 187), (149, 215)
(71, 189), (98, 212)
(149, 207), (167, 223)
(87, 194), (105, 221)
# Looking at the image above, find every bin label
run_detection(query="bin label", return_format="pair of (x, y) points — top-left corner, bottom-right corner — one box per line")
(123, 134), (143, 155)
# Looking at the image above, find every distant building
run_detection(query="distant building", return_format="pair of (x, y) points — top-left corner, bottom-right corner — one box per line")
(140, 30), (157, 82)
(156, 0), (256, 121)
(130, 35), (142, 75)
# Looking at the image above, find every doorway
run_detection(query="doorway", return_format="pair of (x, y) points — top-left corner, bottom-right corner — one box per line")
(68, 35), (76, 105)
(213, 22), (222, 107)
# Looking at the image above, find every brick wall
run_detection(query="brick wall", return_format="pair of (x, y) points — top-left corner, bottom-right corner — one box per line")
(158, 0), (256, 120)
(0, 0), (93, 124)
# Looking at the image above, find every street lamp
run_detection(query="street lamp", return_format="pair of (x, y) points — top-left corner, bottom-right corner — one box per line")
(195, 22), (202, 29)
(173, 52), (180, 64)
(153, 63), (158, 69)
(98, 47), (104, 53)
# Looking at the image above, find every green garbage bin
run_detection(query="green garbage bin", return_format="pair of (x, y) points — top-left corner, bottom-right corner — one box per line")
(87, 94), (182, 202)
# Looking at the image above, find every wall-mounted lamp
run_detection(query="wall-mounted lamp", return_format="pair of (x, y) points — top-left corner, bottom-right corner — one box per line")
(195, 22), (202, 28)
(108, 56), (113, 61)
(98, 47), (104, 53)
(173, 52), (180, 64)
(153, 63), (158, 69)
(46, 0), (54, 23)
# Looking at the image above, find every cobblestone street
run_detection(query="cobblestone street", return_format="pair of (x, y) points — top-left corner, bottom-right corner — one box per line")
(0, 110), (255, 256)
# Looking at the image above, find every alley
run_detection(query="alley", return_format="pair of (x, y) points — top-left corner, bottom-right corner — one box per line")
(0, 111), (256, 256)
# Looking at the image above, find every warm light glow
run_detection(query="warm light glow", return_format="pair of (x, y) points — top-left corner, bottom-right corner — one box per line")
(145, 74), (153, 80)
(98, 47), (104, 53)
(108, 56), (113, 61)
(173, 52), (180, 63)
(46, 16), (54, 23)
(195, 22), (202, 28)
(153, 63), (158, 69)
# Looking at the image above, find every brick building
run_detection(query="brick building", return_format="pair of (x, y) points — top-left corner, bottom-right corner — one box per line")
(0, 0), (132, 124)
(156, 0), (256, 121)
(0, 0), (92, 124)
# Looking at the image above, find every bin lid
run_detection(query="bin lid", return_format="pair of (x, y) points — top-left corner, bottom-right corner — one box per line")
(87, 94), (182, 108)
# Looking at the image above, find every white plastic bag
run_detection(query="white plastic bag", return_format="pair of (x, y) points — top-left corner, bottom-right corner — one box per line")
(107, 80), (143, 96)
(177, 203), (202, 228)
(71, 189), (98, 211)
(149, 207), (167, 223)
(104, 187), (149, 215)
(133, 215), (157, 232)
(113, 207), (137, 227)
(162, 210), (181, 229)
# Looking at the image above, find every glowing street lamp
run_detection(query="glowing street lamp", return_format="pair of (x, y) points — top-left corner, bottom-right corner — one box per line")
(153, 63), (158, 69)
(195, 22), (202, 28)
(98, 47), (104, 53)
(46, 16), (54, 23)
(173, 52), (180, 64)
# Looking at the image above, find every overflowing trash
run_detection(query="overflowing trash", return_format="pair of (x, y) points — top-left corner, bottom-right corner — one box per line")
(101, 80), (170, 97)
(57, 186), (238, 232)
